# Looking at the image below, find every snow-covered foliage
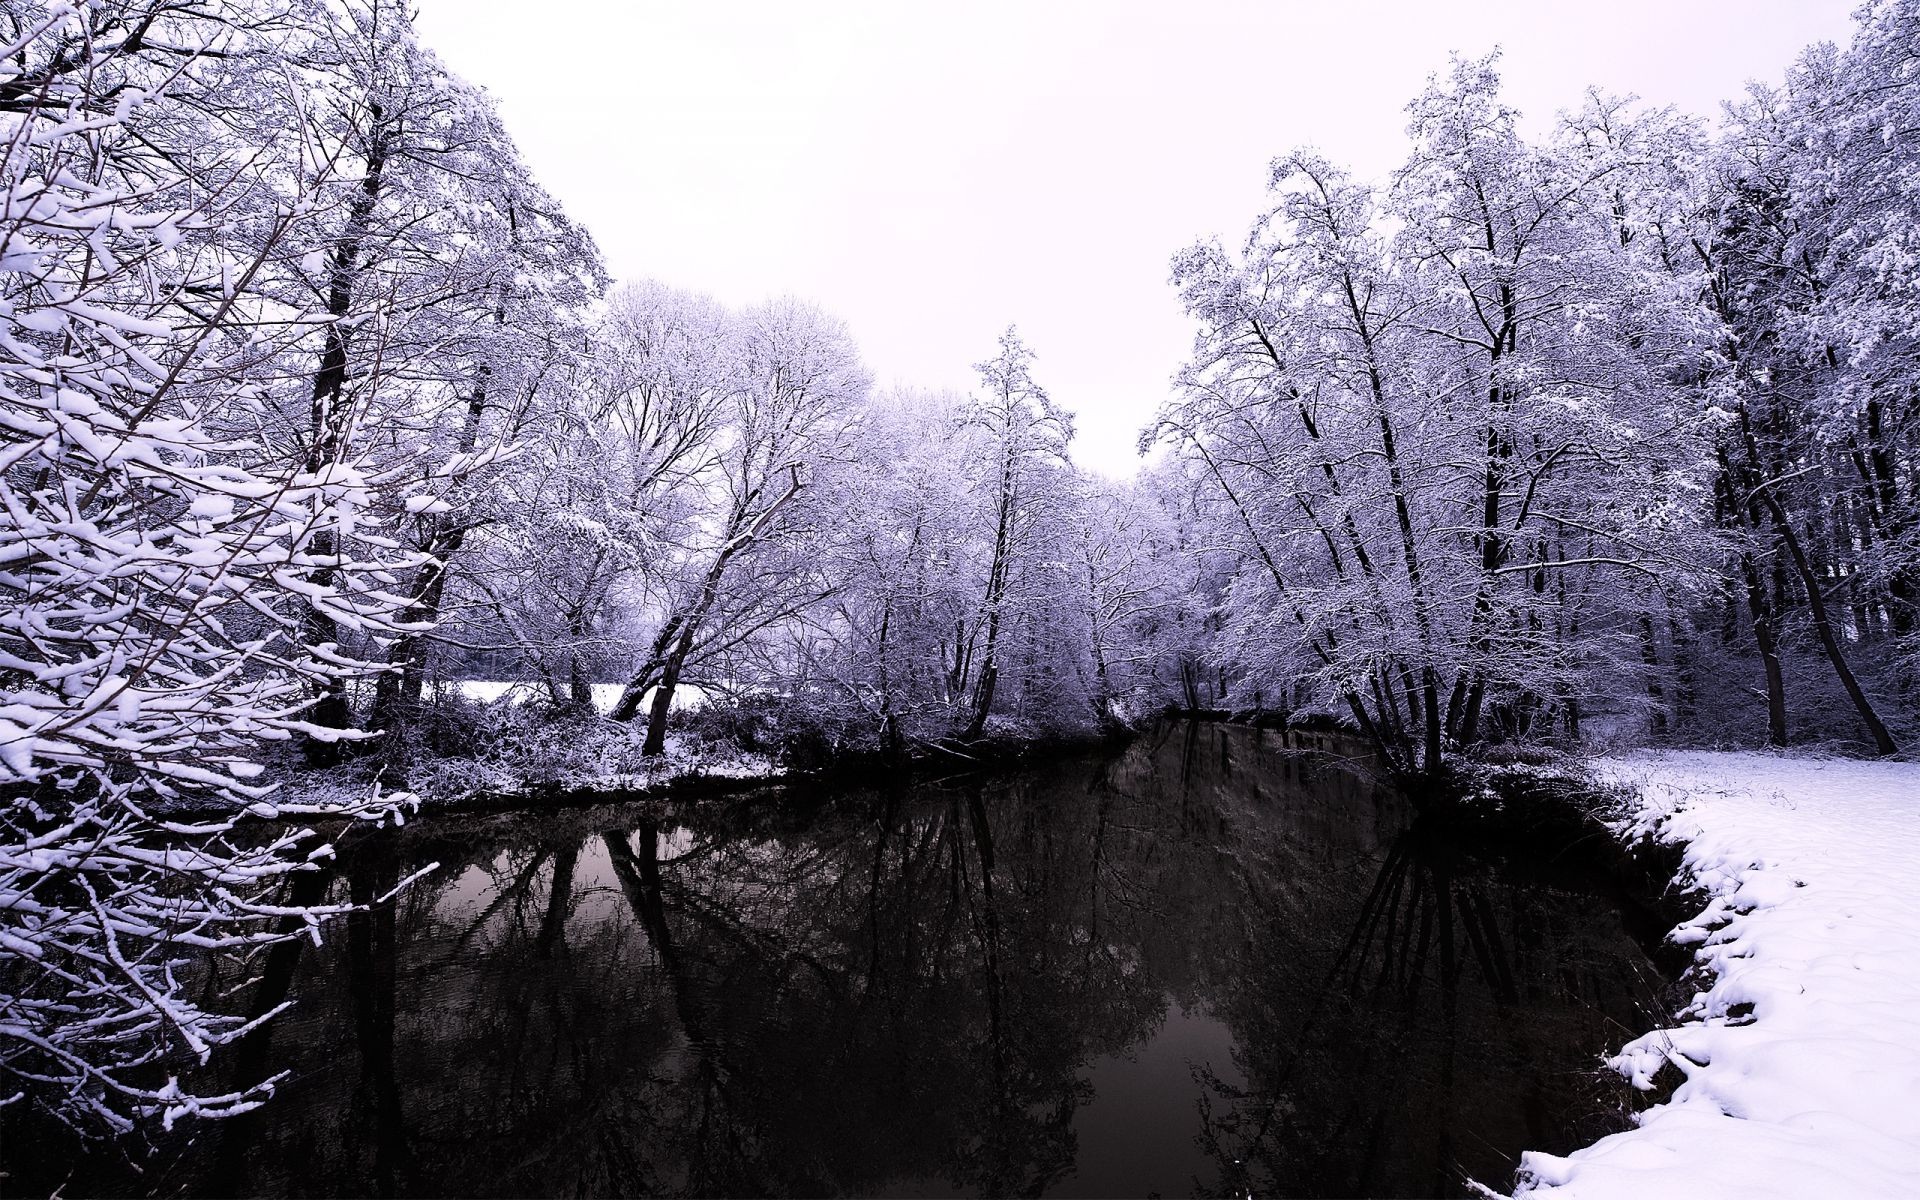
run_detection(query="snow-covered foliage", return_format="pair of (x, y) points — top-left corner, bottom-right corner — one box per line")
(1155, 61), (1722, 774)
(1515, 752), (1920, 1198)
(453, 313), (1188, 758)
(1673, 1), (1920, 756)
(763, 339), (1189, 750)
(1155, 25), (1920, 768)
(0, 0), (571, 1133)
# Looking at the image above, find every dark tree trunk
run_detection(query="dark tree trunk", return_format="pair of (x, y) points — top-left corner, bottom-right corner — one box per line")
(301, 112), (390, 765)
(641, 629), (695, 757)
(1639, 614), (1668, 736)
(1740, 543), (1790, 747)
(1760, 488), (1898, 754)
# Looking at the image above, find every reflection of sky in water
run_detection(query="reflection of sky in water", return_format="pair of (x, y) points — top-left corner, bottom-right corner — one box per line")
(1063, 1001), (1244, 1199)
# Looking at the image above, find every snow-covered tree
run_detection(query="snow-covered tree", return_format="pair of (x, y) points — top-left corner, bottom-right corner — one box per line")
(604, 288), (868, 755)
(954, 328), (1075, 740)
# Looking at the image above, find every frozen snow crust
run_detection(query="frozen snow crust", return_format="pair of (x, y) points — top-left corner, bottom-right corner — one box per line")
(1515, 751), (1920, 1199)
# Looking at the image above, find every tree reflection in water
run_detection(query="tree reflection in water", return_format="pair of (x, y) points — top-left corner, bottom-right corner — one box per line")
(16, 721), (1666, 1199)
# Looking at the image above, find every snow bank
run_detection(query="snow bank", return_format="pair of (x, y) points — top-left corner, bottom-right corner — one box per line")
(1515, 751), (1920, 1199)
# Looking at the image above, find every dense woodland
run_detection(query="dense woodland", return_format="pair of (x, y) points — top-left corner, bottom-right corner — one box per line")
(2, 0), (1919, 1139)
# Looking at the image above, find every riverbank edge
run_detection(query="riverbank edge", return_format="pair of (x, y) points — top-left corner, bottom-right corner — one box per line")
(1508, 751), (1920, 1199)
(275, 704), (1625, 826)
(274, 702), (1382, 823)
(271, 719), (1144, 823)
(313, 703), (1430, 821)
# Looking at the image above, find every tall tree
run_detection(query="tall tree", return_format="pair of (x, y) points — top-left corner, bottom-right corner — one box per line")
(957, 329), (1073, 741)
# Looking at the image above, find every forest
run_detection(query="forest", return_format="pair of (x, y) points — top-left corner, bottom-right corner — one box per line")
(2, 0), (1918, 1164)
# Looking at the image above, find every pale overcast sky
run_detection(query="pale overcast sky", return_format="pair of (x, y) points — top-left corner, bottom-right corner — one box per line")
(416, 1), (1856, 477)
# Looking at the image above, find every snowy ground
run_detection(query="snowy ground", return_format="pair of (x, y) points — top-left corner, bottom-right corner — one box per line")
(448, 679), (708, 713)
(1514, 751), (1920, 1199)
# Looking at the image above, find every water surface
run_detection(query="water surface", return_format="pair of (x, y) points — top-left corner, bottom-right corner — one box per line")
(19, 721), (1667, 1198)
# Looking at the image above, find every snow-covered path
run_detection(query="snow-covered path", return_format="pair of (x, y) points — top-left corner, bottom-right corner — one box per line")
(1516, 752), (1920, 1199)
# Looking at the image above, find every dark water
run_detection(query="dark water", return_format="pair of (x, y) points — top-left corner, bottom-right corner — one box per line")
(15, 721), (1670, 1198)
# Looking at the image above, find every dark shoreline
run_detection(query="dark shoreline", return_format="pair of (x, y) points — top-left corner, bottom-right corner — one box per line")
(386, 720), (1142, 819)
(422, 705), (1380, 816)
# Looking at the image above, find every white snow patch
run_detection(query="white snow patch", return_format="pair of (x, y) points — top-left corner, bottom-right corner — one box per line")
(448, 679), (707, 714)
(1515, 751), (1920, 1199)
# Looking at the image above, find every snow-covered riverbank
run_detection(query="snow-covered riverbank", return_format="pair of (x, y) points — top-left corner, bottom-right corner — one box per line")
(1515, 752), (1920, 1199)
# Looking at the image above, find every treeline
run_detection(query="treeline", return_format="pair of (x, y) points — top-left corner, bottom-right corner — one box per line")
(432, 299), (1183, 761)
(1153, 8), (1920, 772)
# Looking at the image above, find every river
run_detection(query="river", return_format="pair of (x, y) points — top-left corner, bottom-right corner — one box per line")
(12, 720), (1673, 1198)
